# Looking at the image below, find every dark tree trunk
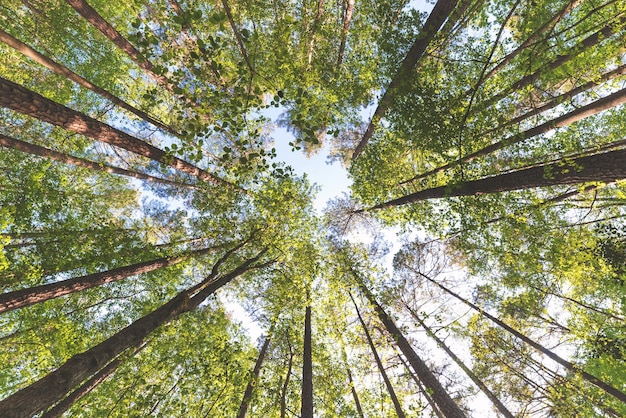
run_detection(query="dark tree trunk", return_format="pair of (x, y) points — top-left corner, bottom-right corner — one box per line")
(221, 0), (253, 73)
(0, 28), (174, 134)
(280, 344), (294, 418)
(336, 0), (354, 69)
(0, 245), (217, 313)
(352, 0), (460, 159)
(369, 147), (626, 211)
(0, 76), (235, 188)
(417, 271), (626, 404)
(350, 292), (406, 418)
(0, 248), (270, 418)
(406, 305), (515, 418)
(0, 133), (197, 189)
(346, 366), (364, 418)
(354, 272), (466, 418)
(237, 332), (272, 418)
(301, 304), (313, 418)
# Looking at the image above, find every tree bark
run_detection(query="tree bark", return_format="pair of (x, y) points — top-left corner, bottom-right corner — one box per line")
(0, 76), (235, 188)
(0, 247), (270, 418)
(368, 147), (626, 211)
(346, 366), (365, 418)
(0, 133), (197, 189)
(405, 304), (514, 418)
(0, 245), (218, 313)
(301, 304), (314, 418)
(237, 332), (272, 418)
(336, 0), (354, 69)
(350, 292), (406, 418)
(354, 272), (466, 418)
(280, 343), (294, 418)
(0, 28), (175, 134)
(352, 0), (460, 159)
(220, 0), (253, 73)
(416, 271), (626, 404)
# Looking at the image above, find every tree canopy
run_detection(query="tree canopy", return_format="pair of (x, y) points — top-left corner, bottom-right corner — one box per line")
(1, 0), (625, 416)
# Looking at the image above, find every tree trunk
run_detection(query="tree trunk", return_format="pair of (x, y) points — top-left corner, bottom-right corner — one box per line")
(336, 0), (354, 69)
(346, 366), (365, 418)
(352, 0), (459, 159)
(395, 353), (445, 418)
(0, 76), (235, 188)
(301, 304), (314, 418)
(401, 84), (626, 185)
(405, 304), (514, 418)
(368, 147), (626, 211)
(417, 271), (626, 404)
(350, 292), (406, 418)
(0, 245), (218, 312)
(0, 28), (175, 134)
(0, 133), (197, 189)
(220, 0), (253, 73)
(354, 271), (466, 418)
(280, 343), (294, 418)
(0, 248), (269, 418)
(237, 332), (272, 418)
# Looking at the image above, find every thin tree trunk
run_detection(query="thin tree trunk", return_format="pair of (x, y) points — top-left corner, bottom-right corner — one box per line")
(353, 271), (466, 418)
(0, 76), (235, 188)
(220, 0), (253, 73)
(301, 304), (313, 418)
(350, 292), (406, 418)
(0, 248), (270, 418)
(306, 0), (324, 67)
(416, 271), (626, 404)
(0, 244), (218, 313)
(0, 133), (197, 189)
(352, 0), (459, 159)
(346, 366), (365, 418)
(336, 0), (354, 69)
(405, 304), (515, 418)
(366, 147), (626, 212)
(280, 343), (294, 418)
(401, 84), (626, 185)
(0, 28), (175, 134)
(237, 331), (272, 418)
(62, 0), (173, 90)
(395, 353), (445, 418)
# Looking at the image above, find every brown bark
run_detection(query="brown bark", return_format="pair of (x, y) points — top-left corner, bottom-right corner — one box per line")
(301, 304), (313, 418)
(365, 147), (626, 212)
(62, 0), (172, 89)
(401, 84), (626, 185)
(346, 366), (364, 418)
(0, 248), (270, 418)
(406, 305), (514, 418)
(0, 28), (175, 134)
(220, 0), (253, 74)
(352, 0), (460, 159)
(280, 343), (294, 418)
(0, 76), (235, 188)
(354, 272), (466, 418)
(336, 0), (354, 69)
(416, 272), (626, 404)
(0, 133), (197, 189)
(237, 332), (272, 418)
(0, 245), (216, 313)
(350, 292), (406, 418)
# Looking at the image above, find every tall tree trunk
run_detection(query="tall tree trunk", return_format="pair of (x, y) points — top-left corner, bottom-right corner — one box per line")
(0, 244), (219, 312)
(353, 271), (466, 418)
(366, 147), (626, 212)
(306, 0), (324, 67)
(0, 133), (197, 189)
(0, 248), (270, 418)
(220, 0), (253, 73)
(395, 353), (445, 418)
(62, 0), (173, 90)
(346, 366), (365, 418)
(350, 292), (406, 418)
(0, 28), (175, 134)
(405, 304), (515, 418)
(416, 271), (626, 404)
(0, 76), (235, 188)
(280, 343), (294, 418)
(301, 304), (314, 418)
(401, 84), (626, 185)
(352, 0), (460, 159)
(237, 331), (272, 418)
(336, 0), (354, 69)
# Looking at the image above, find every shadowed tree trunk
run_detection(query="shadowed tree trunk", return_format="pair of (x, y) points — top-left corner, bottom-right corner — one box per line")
(280, 342), (294, 418)
(414, 270), (626, 404)
(237, 330), (272, 418)
(0, 133), (197, 189)
(0, 28), (175, 134)
(0, 247), (272, 418)
(352, 0), (460, 159)
(301, 304), (313, 418)
(0, 244), (220, 312)
(367, 147), (626, 212)
(0, 76), (236, 188)
(353, 270), (466, 418)
(350, 291), (406, 418)
(336, 0), (354, 69)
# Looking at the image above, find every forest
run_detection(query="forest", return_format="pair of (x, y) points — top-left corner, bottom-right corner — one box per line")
(0, 0), (625, 416)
